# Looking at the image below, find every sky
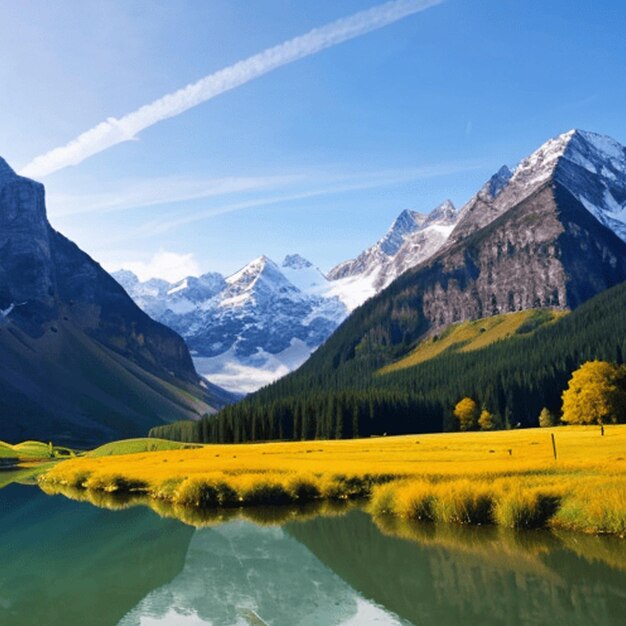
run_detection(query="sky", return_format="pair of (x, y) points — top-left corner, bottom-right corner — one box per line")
(1, 0), (626, 282)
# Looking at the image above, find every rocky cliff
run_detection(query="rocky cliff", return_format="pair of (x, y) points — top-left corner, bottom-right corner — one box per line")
(0, 157), (234, 445)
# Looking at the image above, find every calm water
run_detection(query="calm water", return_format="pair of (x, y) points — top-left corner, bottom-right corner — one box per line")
(1, 482), (624, 626)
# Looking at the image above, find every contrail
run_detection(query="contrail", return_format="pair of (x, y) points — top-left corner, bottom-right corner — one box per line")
(20, 0), (442, 178)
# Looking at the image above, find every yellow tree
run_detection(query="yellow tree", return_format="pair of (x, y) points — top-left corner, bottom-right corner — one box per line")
(561, 361), (626, 425)
(538, 407), (557, 427)
(478, 408), (496, 431)
(454, 397), (479, 431)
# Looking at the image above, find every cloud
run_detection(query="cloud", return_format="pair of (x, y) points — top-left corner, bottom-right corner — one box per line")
(19, 0), (442, 179)
(113, 250), (200, 282)
(46, 173), (301, 217)
(135, 160), (486, 237)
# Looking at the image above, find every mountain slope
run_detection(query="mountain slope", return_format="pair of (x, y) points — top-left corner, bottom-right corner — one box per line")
(152, 278), (626, 442)
(0, 157), (233, 445)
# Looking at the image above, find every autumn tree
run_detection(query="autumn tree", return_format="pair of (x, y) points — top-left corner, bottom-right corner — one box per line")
(478, 408), (500, 431)
(454, 397), (479, 431)
(538, 407), (557, 427)
(561, 361), (626, 425)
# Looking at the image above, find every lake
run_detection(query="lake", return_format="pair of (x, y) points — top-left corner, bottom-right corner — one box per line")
(1, 481), (624, 625)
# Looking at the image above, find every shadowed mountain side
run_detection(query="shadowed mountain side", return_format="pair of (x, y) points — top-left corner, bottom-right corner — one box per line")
(0, 485), (194, 626)
(0, 321), (225, 445)
(0, 156), (235, 444)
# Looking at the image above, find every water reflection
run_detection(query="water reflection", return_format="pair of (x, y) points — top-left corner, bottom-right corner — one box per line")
(118, 521), (408, 626)
(0, 484), (193, 626)
(288, 511), (626, 626)
(1, 484), (624, 626)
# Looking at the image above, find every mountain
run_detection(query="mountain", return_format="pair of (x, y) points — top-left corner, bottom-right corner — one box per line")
(151, 129), (626, 443)
(326, 199), (458, 307)
(115, 255), (347, 394)
(0, 157), (234, 445)
(117, 203), (460, 393)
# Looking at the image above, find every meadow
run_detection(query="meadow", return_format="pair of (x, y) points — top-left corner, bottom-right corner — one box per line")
(38, 425), (626, 536)
(0, 440), (74, 461)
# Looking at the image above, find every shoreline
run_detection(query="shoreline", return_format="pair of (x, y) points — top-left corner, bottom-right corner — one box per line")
(37, 425), (625, 537)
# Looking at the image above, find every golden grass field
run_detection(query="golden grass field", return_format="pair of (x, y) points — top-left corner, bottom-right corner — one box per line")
(39, 425), (625, 536)
(380, 309), (566, 374)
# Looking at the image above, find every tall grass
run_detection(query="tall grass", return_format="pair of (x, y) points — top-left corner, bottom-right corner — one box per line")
(38, 426), (626, 536)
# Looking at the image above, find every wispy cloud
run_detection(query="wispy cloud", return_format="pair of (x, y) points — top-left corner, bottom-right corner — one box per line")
(19, 0), (442, 179)
(125, 160), (487, 238)
(46, 174), (302, 217)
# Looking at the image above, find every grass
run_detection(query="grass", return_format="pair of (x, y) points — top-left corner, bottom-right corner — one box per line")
(38, 425), (626, 536)
(0, 440), (75, 461)
(86, 437), (196, 457)
(380, 309), (566, 374)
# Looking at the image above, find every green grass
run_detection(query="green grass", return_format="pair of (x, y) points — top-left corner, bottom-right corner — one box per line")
(86, 437), (197, 457)
(0, 440), (74, 460)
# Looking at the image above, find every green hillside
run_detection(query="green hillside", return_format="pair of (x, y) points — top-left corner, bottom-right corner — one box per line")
(152, 281), (626, 443)
(86, 438), (197, 457)
(380, 309), (565, 373)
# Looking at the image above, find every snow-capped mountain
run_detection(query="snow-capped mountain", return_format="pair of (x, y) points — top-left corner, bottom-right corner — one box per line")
(326, 200), (458, 306)
(451, 129), (626, 243)
(115, 255), (347, 394)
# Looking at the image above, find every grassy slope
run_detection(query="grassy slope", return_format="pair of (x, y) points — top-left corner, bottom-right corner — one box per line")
(0, 440), (73, 460)
(40, 426), (626, 535)
(86, 438), (195, 457)
(380, 309), (566, 373)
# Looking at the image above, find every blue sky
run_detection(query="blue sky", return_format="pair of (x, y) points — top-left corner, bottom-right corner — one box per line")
(1, 0), (625, 280)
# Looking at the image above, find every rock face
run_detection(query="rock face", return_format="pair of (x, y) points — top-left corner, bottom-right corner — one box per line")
(428, 130), (626, 323)
(0, 157), (234, 445)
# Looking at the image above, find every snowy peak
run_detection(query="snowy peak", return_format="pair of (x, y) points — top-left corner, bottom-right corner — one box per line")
(327, 199), (458, 291)
(452, 130), (626, 244)
(499, 129), (626, 241)
(281, 254), (328, 292)
(378, 200), (457, 258)
(379, 209), (427, 257)
(168, 272), (226, 301)
(112, 269), (139, 291)
(555, 130), (626, 241)
(225, 255), (295, 297)
(423, 199), (457, 226)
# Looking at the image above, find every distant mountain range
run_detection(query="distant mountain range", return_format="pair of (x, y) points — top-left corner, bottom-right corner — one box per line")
(152, 129), (626, 442)
(0, 157), (234, 445)
(116, 196), (459, 392)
